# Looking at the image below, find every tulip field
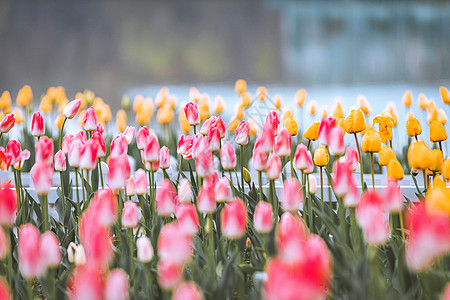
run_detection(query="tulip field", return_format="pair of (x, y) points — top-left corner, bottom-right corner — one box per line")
(0, 82), (449, 300)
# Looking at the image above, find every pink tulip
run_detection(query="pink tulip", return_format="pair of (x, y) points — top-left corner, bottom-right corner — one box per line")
(332, 159), (356, 199)
(122, 126), (135, 144)
(156, 179), (177, 217)
(110, 134), (128, 158)
(31, 112), (45, 137)
(107, 153), (131, 191)
(0, 114), (15, 134)
(276, 128), (291, 157)
(40, 231), (61, 268)
(75, 130), (87, 143)
(405, 204), (450, 270)
(0, 182), (17, 226)
(95, 123), (105, 135)
(122, 200), (139, 228)
(276, 213), (308, 263)
(235, 120), (250, 145)
(137, 236), (154, 263)
(216, 116), (226, 138)
(343, 180), (359, 207)
(356, 190), (389, 245)
(67, 266), (103, 300)
(259, 124), (275, 154)
(80, 139), (98, 170)
(68, 138), (83, 168)
(143, 135), (160, 163)
(177, 135), (193, 157)
(0, 147), (11, 170)
(172, 282), (204, 300)
(281, 178), (303, 212)
(136, 126), (150, 150)
(18, 224), (45, 278)
(0, 227), (9, 259)
(344, 147), (359, 171)
(35, 136), (54, 165)
(267, 153), (281, 180)
(192, 134), (206, 159)
(197, 179), (215, 214)
(157, 259), (183, 290)
(207, 126), (221, 152)
(175, 203), (199, 235)
(178, 179), (193, 203)
(92, 132), (106, 158)
(160, 146), (170, 169)
(54, 150), (66, 171)
(220, 141), (236, 170)
(384, 180), (403, 213)
(318, 116), (336, 146)
(294, 144), (314, 173)
(104, 269), (129, 300)
(67, 242), (86, 265)
(62, 134), (73, 154)
(184, 102), (200, 126)
(134, 169), (148, 195)
(83, 107), (98, 131)
(89, 188), (118, 227)
(6, 140), (30, 170)
(328, 126), (345, 156)
(200, 116), (217, 135)
(221, 198), (248, 239)
(254, 201), (273, 234)
(126, 176), (135, 197)
(63, 98), (81, 119)
(253, 138), (267, 172)
(196, 146), (214, 178)
(158, 222), (193, 264)
(30, 161), (54, 195)
(0, 277), (11, 300)
(265, 111), (280, 137)
(215, 177), (230, 202)
(206, 171), (219, 186)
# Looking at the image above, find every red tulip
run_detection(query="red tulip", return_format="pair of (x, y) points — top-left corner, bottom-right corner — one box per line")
(156, 179), (177, 217)
(104, 269), (129, 300)
(35, 136), (54, 165)
(200, 116), (217, 135)
(62, 134), (74, 154)
(267, 153), (281, 180)
(0, 182), (17, 226)
(281, 178), (303, 212)
(68, 138), (83, 168)
(172, 282), (204, 300)
(67, 265), (103, 300)
(178, 179), (193, 203)
(92, 131), (106, 158)
(83, 107), (98, 131)
(18, 224), (46, 278)
(177, 135), (193, 157)
(221, 198), (248, 239)
(160, 146), (170, 169)
(216, 116), (226, 138)
(136, 126), (150, 150)
(110, 134), (128, 158)
(265, 111), (280, 137)
(328, 126), (345, 156)
(197, 179), (215, 214)
(31, 112), (45, 137)
(40, 231), (61, 268)
(0, 114), (15, 134)
(0, 226), (9, 259)
(184, 102), (200, 126)
(276, 212), (308, 263)
(107, 153), (131, 191)
(215, 177), (230, 203)
(137, 236), (154, 263)
(318, 116), (336, 146)
(384, 180), (403, 213)
(157, 259), (183, 290)
(158, 222), (193, 264)
(134, 169), (148, 195)
(253, 138), (267, 172)
(0, 147), (12, 171)
(254, 201), (273, 234)
(220, 141), (236, 170)
(63, 98), (81, 119)
(122, 201), (139, 228)
(30, 161), (54, 195)
(356, 190), (389, 245)
(294, 144), (313, 173)
(276, 128), (291, 157)
(0, 277), (11, 300)
(235, 120), (250, 146)
(259, 124), (275, 154)
(80, 139), (98, 170)
(54, 150), (66, 172)
(207, 126), (221, 152)
(176, 203), (199, 235)
(143, 135), (160, 163)
(89, 188), (118, 227)
(122, 126), (135, 144)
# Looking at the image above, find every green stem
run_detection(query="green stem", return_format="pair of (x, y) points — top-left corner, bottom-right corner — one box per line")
(40, 194), (49, 232)
(4, 226), (12, 290)
(98, 159), (104, 189)
(59, 117), (67, 150)
(60, 171), (66, 221)
(75, 168), (81, 219)
(354, 133), (364, 188)
(307, 175), (313, 230)
(80, 169), (87, 208)
(290, 137), (294, 178)
(422, 170), (427, 191)
(271, 180), (278, 223)
(127, 228), (135, 281)
(150, 169), (156, 215)
(18, 170), (25, 223)
(229, 170), (235, 197)
(193, 125), (196, 135)
(27, 280), (33, 300)
(370, 153), (375, 190)
(176, 156), (183, 185)
(207, 214), (216, 276)
(240, 145), (245, 196)
(320, 167), (324, 209)
(258, 171), (263, 203)
(399, 210), (405, 241)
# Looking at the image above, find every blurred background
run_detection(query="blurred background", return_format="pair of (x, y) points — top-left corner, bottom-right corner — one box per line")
(0, 0), (450, 108)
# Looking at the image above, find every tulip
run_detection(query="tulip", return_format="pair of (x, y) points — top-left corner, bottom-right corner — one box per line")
(67, 265), (103, 300)
(253, 138), (267, 173)
(387, 159), (404, 180)
(68, 138), (83, 168)
(155, 179), (176, 217)
(158, 222), (193, 264)
(83, 107), (98, 131)
(328, 126), (345, 156)
(172, 282), (204, 300)
(259, 124), (275, 154)
(35, 136), (54, 165)
(333, 159), (356, 198)
(295, 89), (307, 107)
(361, 129), (381, 153)
(143, 135), (160, 163)
(192, 134), (206, 159)
(0, 148), (11, 171)
(440, 86), (450, 104)
(275, 128), (291, 157)
(0, 114), (15, 134)
(133, 169), (148, 195)
(122, 126), (135, 144)
(426, 177), (450, 217)
(31, 112), (45, 137)
(54, 150), (66, 172)
(265, 111), (280, 137)
(215, 177), (230, 202)
(343, 147), (359, 171)
(157, 259), (183, 290)
(314, 146), (329, 167)
(280, 178), (302, 213)
(275, 213), (308, 263)
(443, 158), (450, 181)
(176, 203), (200, 235)
(159, 146), (170, 170)
(91, 132), (106, 159)
(89, 189), (118, 227)
(379, 145), (395, 167)
(254, 201), (273, 234)
(136, 236), (154, 263)
(318, 116), (336, 146)
(108, 153), (131, 191)
(136, 126), (150, 150)
(438, 108), (447, 124)
(235, 79), (247, 94)
(40, 231), (61, 268)
(200, 116), (217, 135)
(214, 96), (225, 114)
(408, 140), (432, 170)
(110, 134), (128, 158)
(18, 224), (46, 279)
(104, 269), (129, 300)
(283, 115), (298, 136)
(80, 139), (98, 170)
(373, 112), (394, 144)
(125, 176), (135, 197)
(195, 145), (214, 178)
(294, 144), (313, 172)
(216, 116), (226, 138)
(207, 126), (221, 152)
(235, 121), (250, 145)
(344, 109), (366, 134)
(221, 198), (248, 239)
(6, 140), (30, 170)
(428, 149), (444, 175)
(62, 134), (73, 154)
(430, 120), (447, 143)
(178, 179), (193, 203)
(197, 179), (215, 214)
(30, 161), (54, 195)
(384, 180), (403, 213)
(308, 175), (317, 194)
(266, 153), (281, 180)
(356, 190), (389, 245)
(220, 142), (236, 170)
(184, 102), (200, 127)
(0, 182), (16, 226)
(63, 98), (81, 119)
(303, 122), (319, 142)
(402, 90), (412, 107)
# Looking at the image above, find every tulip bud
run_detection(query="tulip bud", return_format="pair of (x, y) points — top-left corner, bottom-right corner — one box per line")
(79, 139), (98, 170)
(294, 144), (313, 171)
(221, 198), (248, 239)
(0, 182), (17, 226)
(35, 136), (54, 165)
(281, 179), (303, 212)
(235, 79), (247, 94)
(31, 112), (45, 137)
(356, 190), (389, 245)
(267, 153), (281, 180)
(253, 139), (267, 172)
(314, 146), (329, 167)
(344, 109), (366, 134)
(159, 146), (170, 170)
(430, 120), (447, 142)
(303, 122), (319, 141)
(122, 201), (139, 228)
(132, 169), (147, 195)
(144, 135), (160, 163)
(428, 149), (444, 174)
(402, 90), (412, 107)
(125, 176), (135, 197)
(283, 115), (298, 136)
(92, 132), (106, 158)
(18, 224), (46, 279)
(197, 179), (215, 214)
(30, 161), (54, 195)
(387, 159), (404, 181)
(108, 153), (131, 191)
(158, 223), (193, 265)
(184, 102), (200, 126)
(82, 107), (97, 131)
(408, 140), (433, 170)
(67, 242), (86, 266)
(156, 179), (177, 217)
(215, 177), (230, 203)
(275, 213), (308, 263)
(136, 236), (154, 263)
(318, 116), (336, 146)
(328, 126), (345, 156)
(253, 201), (273, 234)
(63, 99), (81, 119)
(136, 126), (150, 150)
(295, 89), (307, 107)
(443, 158), (450, 181)
(200, 116), (217, 135)
(276, 128), (291, 157)
(207, 126), (221, 152)
(361, 129), (381, 153)
(379, 145), (395, 166)
(235, 121), (250, 145)
(406, 113), (422, 137)
(0, 114), (15, 134)
(243, 167), (252, 184)
(308, 175), (317, 194)
(220, 142), (236, 170)
(54, 150), (66, 172)
(178, 178), (193, 203)
(196, 146), (214, 178)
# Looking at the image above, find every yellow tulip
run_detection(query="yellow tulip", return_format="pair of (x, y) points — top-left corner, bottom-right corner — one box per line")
(39, 95), (53, 114)
(189, 87), (201, 103)
(357, 95), (371, 116)
(402, 90), (412, 107)
(385, 102), (398, 126)
(283, 115), (298, 136)
(428, 149), (444, 174)
(169, 95), (177, 109)
(55, 113), (65, 129)
(248, 119), (258, 136)
(429, 120), (447, 142)
(157, 105), (174, 124)
(84, 89), (95, 106)
(361, 129), (381, 153)
(0, 91), (12, 114)
(379, 145), (395, 166)
(308, 101), (317, 116)
(16, 85), (33, 107)
(75, 92), (87, 110)
(438, 109), (447, 125)
(387, 159), (404, 180)
(133, 95), (144, 112)
(179, 108), (190, 134)
(121, 95), (131, 110)
(281, 108), (293, 121)
(418, 93), (428, 110)
(321, 106), (328, 118)
(408, 140), (432, 170)
(373, 112), (394, 144)
(274, 94), (282, 110)
(303, 122), (319, 141)
(314, 146), (329, 167)
(440, 86), (450, 105)
(235, 79), (247, 94)
(116, 109), (127, 132)
(336, 118), (345, 133)
(256, 86), (267, 101)
(235, 104), (245, 120)
(155, 87), (169, 108)
(427, 105), (438, 124)
(13, 107), (24, 124)
(295, 89), (307, 107)
(214, 96), (225, 114)
(332, 100), (344, 119)
(344, 109), (366, 134)
(443, 158), (450, 181)
(199, 95), (210, 121)
(241, 92), (252, 108)
(426, 177), (450, 217)
(406, 113), (422, 137)
(228, 116), (240, 132)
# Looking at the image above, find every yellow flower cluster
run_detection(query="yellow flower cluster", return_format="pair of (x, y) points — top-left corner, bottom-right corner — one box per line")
(134, 95), (154, 126)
